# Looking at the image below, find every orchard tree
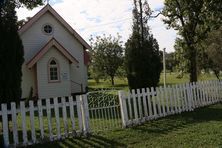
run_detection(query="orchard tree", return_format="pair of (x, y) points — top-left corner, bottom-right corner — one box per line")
(125, 0), (162, 89)
(0, 0), (43, 103)
(90, 35), (123, 85)
(163, 0), (222, 82)
(165, 52), (176, 73)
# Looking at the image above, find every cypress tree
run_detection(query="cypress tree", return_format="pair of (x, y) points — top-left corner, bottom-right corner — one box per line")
(125, 0), (162, 89)
(0, 0), (24, 103)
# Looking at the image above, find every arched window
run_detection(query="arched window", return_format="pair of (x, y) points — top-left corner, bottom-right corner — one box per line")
(48, 58), (60, 82)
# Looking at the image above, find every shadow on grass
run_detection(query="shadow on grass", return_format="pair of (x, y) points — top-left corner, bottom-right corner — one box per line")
(2, 103), (222, 147)
(28, 135), (126, 148)
(132, 103), (222, 135)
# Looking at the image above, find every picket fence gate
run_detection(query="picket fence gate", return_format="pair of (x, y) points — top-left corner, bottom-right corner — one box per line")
(0, 95), (89, 147)
(87, 90), (122, 132)
(118, 80), (222, 127)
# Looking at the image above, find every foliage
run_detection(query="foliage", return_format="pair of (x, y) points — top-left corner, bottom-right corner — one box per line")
(0, 0), (43, 9)
(173, 38), (189, 78)
(163, 0), (222, 82)
(89, 35), (124, 85)
(16, 0), (44, 9)
(0, 0), (24, 103)
(125, 0), (162, 89)
(0, 0), (43, 103)
(165, 52), (177, 73)
(198, 27), (222, 79)
(17, 16), (31, 28)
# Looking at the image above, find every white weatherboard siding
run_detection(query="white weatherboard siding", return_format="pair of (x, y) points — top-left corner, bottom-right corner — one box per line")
(37, 47), (71, 99)
(20, 11), (88, 98)
(21, 64), (36, 98)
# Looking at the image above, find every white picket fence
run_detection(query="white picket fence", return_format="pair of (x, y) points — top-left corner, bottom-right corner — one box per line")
(0, 95), (89, 147)
(118, 80), (222, 127)
(1, 80), (222, 147)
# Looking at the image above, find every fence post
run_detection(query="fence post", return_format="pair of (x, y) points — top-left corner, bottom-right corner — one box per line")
(53, 97), (61, 140)
(76, 96), (83, 133)
(20, 101), (28, 145)
(37, 99), (44, 140)
(81, 94), (90, 136)
(118, 90), (128, 128)
(11, 102), (18, 145)
(1, 104), (9, 147)
(186, 83), (193, 111)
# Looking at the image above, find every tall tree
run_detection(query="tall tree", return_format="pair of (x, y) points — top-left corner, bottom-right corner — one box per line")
(0, 1), (24, 103)
(163, 0), (222, 82)
(90, 35), (123, 85)
(125, 0), (162, 89)
(199, 26), (222, 79)
(0, 0), (43, 103)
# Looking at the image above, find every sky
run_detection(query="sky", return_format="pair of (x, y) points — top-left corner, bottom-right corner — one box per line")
(16, 0), (177, 52)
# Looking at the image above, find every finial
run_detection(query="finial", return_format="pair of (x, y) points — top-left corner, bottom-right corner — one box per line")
(46, 0), (50, 4)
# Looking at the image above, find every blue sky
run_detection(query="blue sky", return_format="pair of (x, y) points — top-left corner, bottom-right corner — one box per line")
(16, 0), (177, 52)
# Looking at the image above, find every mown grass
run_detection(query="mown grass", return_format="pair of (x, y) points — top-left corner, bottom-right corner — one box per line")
(2, 72), (221, 147)
(30, 103), (222, 147)
(88, 72), (221, 91)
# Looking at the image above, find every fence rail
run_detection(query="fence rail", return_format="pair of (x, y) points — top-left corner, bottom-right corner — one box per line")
(119, 80), (222, 127)
(1, 80), (222, 147)
(0, 96), (89, 147)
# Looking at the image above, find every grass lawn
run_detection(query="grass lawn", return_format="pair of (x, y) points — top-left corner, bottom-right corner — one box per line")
(88, 72), (221, 91)
(2, 73), (221, 147)
(30, 103), (222, 147)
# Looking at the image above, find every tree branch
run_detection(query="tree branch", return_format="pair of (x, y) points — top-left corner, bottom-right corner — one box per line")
(150, 11), (162, 18)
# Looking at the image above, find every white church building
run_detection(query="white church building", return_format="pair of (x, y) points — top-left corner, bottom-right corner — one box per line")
(19, 4), (90, 99)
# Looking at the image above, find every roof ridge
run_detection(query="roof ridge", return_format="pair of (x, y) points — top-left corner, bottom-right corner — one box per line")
(27, 37), (79, 68)
(18, 4), (91, 49)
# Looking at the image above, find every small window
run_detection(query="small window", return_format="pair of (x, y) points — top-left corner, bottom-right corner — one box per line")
(43, 24), (53, 35)
(48, 59), (60, 82)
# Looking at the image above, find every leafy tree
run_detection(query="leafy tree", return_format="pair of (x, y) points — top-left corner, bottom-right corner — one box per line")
(15, 0), (44, 9)
(17, 16), (31, 28)
(199, 26), (222, 79)
(90, 35), (123, 85)
(125, 0), (162, 89)
(165, 52), (177, 73)
(0, 0), (43, 103)
(163, 0), (222, 82)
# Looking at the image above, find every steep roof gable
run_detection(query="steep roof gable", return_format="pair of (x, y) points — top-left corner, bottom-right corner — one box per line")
(18, 4), (91, 49)
(27, 38), (79, 68)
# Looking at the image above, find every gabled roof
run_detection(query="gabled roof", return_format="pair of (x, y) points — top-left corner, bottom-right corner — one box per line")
(19, 4), (91, 49)
(27, 38), (79, 68)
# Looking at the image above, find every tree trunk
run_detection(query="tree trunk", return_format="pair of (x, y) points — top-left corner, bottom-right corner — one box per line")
(111, 76), (115, 86)
(213, 70), (220, 80)
(139, 0), (144, 42)
(189, 47), (198, 82)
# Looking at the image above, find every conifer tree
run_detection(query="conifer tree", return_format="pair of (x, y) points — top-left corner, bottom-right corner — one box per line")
(0, 0), (43, 103)
(0, 0), (24, 103)
(125, 0), (162, 89)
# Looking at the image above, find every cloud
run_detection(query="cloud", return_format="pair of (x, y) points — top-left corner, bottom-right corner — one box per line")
(16, 0), (176, 52)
